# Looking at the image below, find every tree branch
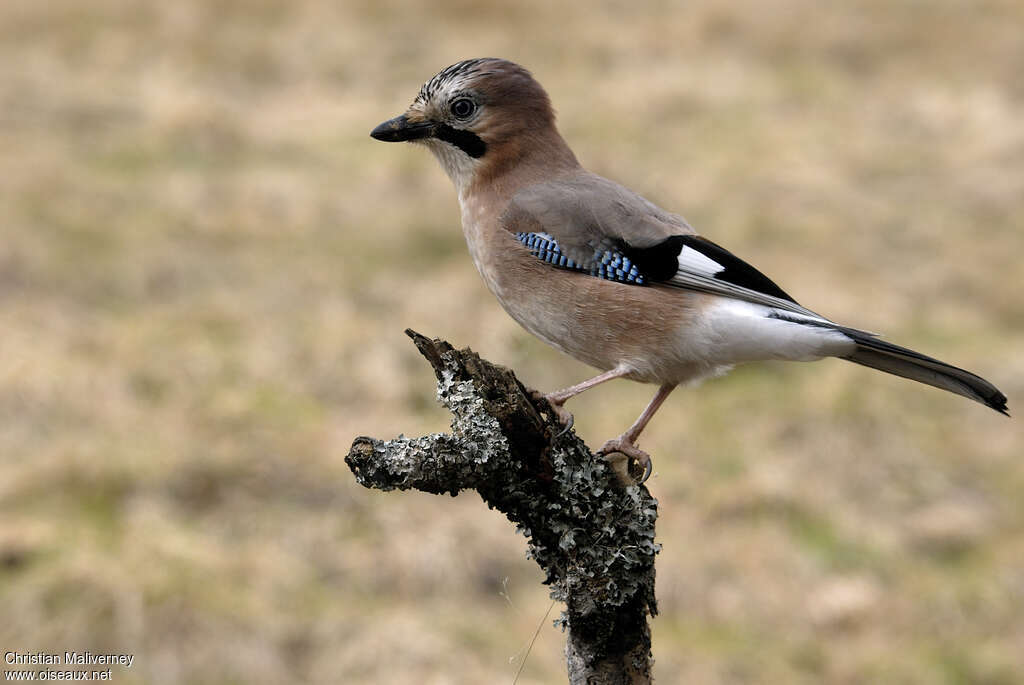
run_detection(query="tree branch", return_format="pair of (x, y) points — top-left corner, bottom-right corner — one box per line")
(347, 330), (660, 684)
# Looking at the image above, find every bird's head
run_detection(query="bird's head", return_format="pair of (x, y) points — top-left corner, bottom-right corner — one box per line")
(371, 58), (575, 192)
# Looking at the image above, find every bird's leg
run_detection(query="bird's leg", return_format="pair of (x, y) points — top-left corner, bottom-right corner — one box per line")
(536, 367), (632, 436)
(599, 383), (677, 483)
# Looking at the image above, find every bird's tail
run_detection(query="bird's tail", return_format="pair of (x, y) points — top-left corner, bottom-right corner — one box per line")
(839, 327), (1008, 415)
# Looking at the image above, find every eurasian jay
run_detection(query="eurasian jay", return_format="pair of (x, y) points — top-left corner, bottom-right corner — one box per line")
(371, 58), (1008, 482)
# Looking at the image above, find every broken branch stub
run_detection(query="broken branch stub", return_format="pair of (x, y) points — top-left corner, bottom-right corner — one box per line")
(346, 330), (660, 684)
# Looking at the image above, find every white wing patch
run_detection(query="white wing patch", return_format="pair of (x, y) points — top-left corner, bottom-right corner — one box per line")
(677, 245), (724, 276)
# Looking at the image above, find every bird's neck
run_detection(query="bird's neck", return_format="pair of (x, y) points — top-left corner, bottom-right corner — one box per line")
(456, 131), (580, 297)
(464, 128), (579, 203)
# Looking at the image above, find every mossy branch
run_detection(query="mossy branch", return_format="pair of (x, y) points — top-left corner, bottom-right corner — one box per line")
(346, 330), (660, 684)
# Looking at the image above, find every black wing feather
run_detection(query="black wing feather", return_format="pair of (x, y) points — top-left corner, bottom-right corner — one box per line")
(614, 235), (687, 281)
(677, 235), (797, 303)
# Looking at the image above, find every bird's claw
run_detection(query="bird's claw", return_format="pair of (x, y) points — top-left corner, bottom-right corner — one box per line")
(532, 391), (575, 437)
(554, 409), (574, 437)
(598, 437), (653, 484)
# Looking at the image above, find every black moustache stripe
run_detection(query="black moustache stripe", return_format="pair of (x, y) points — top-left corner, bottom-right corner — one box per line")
(434, 124), (487, 158)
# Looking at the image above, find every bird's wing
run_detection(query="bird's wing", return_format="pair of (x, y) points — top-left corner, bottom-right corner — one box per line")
(502, 174), (832, 322)
(503, 172), (690, 251)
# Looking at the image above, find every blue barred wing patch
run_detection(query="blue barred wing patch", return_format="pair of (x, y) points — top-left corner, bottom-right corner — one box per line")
(515, 232), (647, 285)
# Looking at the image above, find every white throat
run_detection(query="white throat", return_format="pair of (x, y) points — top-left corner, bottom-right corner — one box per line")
(423, 139), (481, 196)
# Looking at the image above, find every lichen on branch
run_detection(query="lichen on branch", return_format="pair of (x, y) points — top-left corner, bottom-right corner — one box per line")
(346, 330), (659, 683)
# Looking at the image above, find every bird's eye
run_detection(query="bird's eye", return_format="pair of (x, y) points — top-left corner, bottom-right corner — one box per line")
(450, 98), (476, 119)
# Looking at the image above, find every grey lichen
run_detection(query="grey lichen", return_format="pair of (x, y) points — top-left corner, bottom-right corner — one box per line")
(346, 331), (658, 682)
(437, 370), (513, 469)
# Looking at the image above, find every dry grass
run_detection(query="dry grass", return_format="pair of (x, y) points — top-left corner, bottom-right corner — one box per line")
(1, 0), (1022, 682)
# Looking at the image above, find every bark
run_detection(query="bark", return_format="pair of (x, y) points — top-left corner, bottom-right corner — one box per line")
(346, 330), (659, 684)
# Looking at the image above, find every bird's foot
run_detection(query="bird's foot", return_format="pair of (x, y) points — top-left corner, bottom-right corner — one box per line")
(531, 391), (575, 436)
(598, 436), (653, 484)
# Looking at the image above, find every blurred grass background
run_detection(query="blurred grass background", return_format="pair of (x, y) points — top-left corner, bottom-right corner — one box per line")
(1, 0), (1022, 682)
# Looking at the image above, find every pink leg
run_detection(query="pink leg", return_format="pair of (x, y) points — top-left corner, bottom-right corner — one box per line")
(599, 383), (676, 482)
(546, 367), (633, 405)
(536, 367), (633, 433)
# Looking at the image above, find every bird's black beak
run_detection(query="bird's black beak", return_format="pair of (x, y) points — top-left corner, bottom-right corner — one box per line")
(370, 114), (434, 142)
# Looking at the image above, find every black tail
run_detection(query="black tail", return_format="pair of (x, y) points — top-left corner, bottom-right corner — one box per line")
(769, 312), (1008, 415)
(841, 328), (1008, 416)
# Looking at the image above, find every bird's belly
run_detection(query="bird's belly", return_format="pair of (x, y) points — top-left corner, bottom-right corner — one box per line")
(482, 252), (720, 384)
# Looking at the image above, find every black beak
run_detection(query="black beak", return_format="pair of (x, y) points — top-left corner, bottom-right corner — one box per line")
(370, 114), (434, 142)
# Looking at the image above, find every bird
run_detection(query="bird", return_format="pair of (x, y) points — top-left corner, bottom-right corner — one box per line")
(370, 58), (1008, 482)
